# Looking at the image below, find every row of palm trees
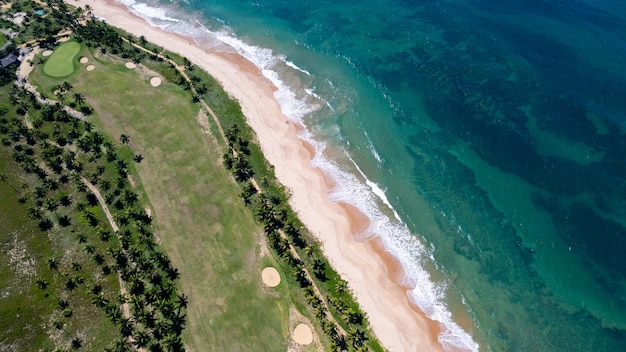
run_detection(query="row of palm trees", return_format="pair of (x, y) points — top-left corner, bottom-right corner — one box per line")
(222, 124), (374, 351)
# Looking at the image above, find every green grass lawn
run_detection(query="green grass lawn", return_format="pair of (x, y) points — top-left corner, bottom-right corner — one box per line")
(30, 50), (296, 350)
(0, 33), (7, 48)
(43, 41), (80, 78)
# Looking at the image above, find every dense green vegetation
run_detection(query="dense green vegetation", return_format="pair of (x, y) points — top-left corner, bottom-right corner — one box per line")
(1, 0), (387, 350)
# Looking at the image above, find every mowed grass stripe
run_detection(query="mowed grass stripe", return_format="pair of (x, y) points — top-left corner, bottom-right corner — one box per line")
(43, 41), (80, 77)
(64, 54), (290, 350)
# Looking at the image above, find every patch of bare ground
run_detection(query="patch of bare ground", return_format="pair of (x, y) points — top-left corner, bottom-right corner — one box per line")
(194, 109), (210, 135)
(6, 232), (37, 288)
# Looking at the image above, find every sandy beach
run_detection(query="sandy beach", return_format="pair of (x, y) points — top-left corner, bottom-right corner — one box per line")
(65, 0), (443, 350)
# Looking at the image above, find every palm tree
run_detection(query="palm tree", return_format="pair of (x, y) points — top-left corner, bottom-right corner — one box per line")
(342, 307), (364, 325)
(92, 294), (109, 308)
(65, 277), (77, 291)
(85, 244), (96, 254)
(73, 92), (85, 106)
(119, 317), (133, 337)
(335, 280), (348, 294)
(75, 233), (87, 243)
(314, 305), (327, 320)
(53, 320), (64, 330)
(292, 264), (310, 287)
(313, 257), (327, 280)
(47, 257), (58, 270)
(346, 327), (367, 348)
(28, 207), (43, 220)
(119, 134), (130, 144)
(92, 253), (105, 265)
(61, 81), (73, 92)
(36, 279), (49, 290)
(196, 84), (208, 95)
(98, 230), (111, 242)
(38, 218), (54, 231)
(322, 320), (338, 339)
(170, 313), (187, 334)
(162, 333), (184, 352)
(133, 328), (151, 349)
(175, 293), (188, 315)
(90, 283), (103, 295)
(110, 337), (132, 352)
(71, 337), (82, 349)
(58, 215), (72, 227)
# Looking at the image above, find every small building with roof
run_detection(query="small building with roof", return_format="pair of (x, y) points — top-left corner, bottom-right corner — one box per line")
(0, 53), (18, 68)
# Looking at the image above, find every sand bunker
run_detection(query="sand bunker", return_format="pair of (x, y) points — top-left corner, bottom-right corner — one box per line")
(149, 77), (162, 87)
(79, 57), (88, 64)
(125, 62), (136, 69)
(85, 65), (95, 71)
(261, 267), (280, 287)
(292, 323), (313, 345)
(42, 50), (53, 57)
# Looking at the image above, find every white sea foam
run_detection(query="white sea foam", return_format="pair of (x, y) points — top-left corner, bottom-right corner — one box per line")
(121, 0), (181, 23)
(346, 154), (403, 223)
(285, 59), (311, 76)
(117, 1), (479, 350)
(316, 152), (478, 351)
(305, 88), (333, 110)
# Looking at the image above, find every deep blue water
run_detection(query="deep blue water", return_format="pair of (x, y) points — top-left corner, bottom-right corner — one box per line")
(122, 0), (626, 350)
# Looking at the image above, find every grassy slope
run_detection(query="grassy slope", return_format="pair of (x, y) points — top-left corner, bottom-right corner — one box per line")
(29, 48), (293, 350)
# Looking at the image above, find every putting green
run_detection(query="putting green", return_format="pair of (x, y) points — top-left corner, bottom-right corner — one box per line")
(43, 42), (80, 77)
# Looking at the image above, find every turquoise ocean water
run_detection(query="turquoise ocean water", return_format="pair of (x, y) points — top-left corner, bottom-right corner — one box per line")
(118, 0), (626, 350)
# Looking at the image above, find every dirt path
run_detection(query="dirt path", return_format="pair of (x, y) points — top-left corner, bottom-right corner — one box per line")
(80, 177), (142, 350)
(80, 177), (119, 233)
(24, 114), (33, 129)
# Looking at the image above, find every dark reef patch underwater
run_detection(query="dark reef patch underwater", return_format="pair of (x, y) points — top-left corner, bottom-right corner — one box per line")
(127, 0), (626, 349)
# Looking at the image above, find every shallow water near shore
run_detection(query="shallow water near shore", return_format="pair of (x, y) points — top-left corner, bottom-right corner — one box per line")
(118, 0), (626, 350)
